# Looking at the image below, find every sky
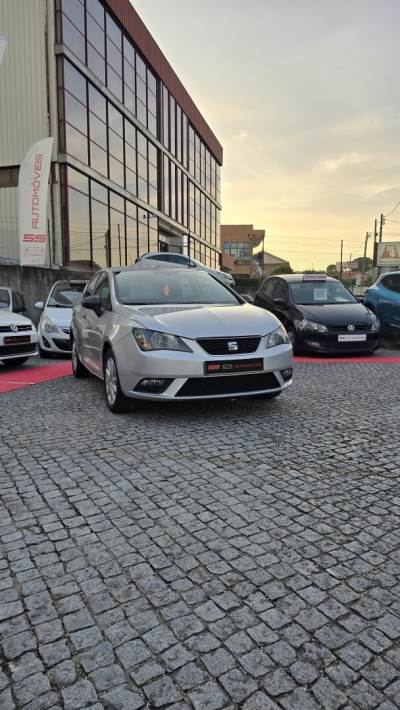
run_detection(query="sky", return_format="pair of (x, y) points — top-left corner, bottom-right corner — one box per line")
(132, 0), (400, 269)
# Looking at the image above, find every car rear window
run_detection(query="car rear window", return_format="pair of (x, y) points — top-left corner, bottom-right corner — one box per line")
(0, 289), (10, 308)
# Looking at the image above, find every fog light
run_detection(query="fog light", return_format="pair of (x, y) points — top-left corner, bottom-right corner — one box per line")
(42, 337), (51, 348)
(281, 368), (293, 381)
(135, 378), (172, 393)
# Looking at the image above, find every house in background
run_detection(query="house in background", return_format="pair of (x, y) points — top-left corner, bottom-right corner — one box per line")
(220, 224), (290, 278)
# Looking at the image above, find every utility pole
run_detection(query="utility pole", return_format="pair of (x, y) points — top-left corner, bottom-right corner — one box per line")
(372, 218), (378, 267)
(363, 232), (370, 273)
(340, 240), (343, 281)
(379, 213), (384, 242)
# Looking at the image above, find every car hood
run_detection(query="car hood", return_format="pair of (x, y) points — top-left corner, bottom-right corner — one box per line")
(43, 307), (73, 328)
(296, 303), (373, 325)
(122, 303), (281, 338)
(0, 310), (33, 326)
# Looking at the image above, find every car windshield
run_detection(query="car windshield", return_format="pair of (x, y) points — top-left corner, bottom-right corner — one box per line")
(114, 270), (239, 306)
(48, 282), (86, 307)
(290, 281), (357, 305)
(0, 289), (10, 309)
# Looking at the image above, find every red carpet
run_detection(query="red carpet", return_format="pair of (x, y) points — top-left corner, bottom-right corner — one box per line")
(0, 361), (72, 394)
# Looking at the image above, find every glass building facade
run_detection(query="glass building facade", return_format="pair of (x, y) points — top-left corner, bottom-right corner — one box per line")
(55, 0), (222, 271)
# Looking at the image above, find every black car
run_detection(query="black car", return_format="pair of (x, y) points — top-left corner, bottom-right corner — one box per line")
(254, 273), (380, 354)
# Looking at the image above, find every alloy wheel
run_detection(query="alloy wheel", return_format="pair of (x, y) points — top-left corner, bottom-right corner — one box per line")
(105, 356), (118, 406)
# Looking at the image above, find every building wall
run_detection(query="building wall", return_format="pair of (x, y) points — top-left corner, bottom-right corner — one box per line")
(0, 0), (61, 265)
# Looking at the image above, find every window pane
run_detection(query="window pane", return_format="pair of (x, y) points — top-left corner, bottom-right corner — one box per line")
(66, 124), (88, 163)
(163, 155), (169, 216)
(107, 38), (122, 75)
(87, 0), (104, 27)
(86, 14), (104, 53)
(163, 86), (169, 149)
(125, 119), (136, 148)
(106, 14), (121, 48)
(109, 157), (124, 186)
(126, 215), (138, 265)
(110, 192), (124, 213)
(68, 187), (90, 265)
(170, 162), (176, 220)
(124, 86), (135, 114)
(89, 112), (106, 146)
(148, 113), (157, 138)
(62, 16), (85, 63)
(91, 180), (108, 204)
(108, 104), (123, 135)
(137, 154), (147, 181)
(64, 60), (86, 103)
(176, 105), (182, 163)
(91, 199), (108, 269)
(125, 167), (137, 194)
(109, 130), (123, 161)
(123, 36), (135, 68)
(68, 168), (89, 193)
(90, 141), (107, 176)
(137, 131), (147, 158)
(87, 45), (105, 84)
(136, 54), (146, 80)
(125, 142), (136, 174)
(62, 0), (84, 27)
(89, 85), (106, 119)
(138, 216), (148, 256)
(107, 67), (122, 102)
(170, 96), (176, 156)
(64, 91), (87, 130)
(110, 209), (125, 266)
(137, 99), (147, 127)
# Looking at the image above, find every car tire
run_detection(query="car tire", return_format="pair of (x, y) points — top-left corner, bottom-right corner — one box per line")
(71, 338), (89, 378)
(287, 327), (299, 354)
(253, 391), (281, 400)
(103, 349), (133, 413)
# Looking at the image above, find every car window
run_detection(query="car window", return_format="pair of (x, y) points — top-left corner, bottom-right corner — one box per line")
(114, 269), (240, 305)
(94, 274), (111, 310)
(382, 274), (400, 293)
(168, 254), (189, 265)
(12, 290), (24, 312)
(272, 279), (289, 303)
(0, 288), (10, 309)
(48, 282), (86, 307)
(84, 273), (102, 297)
(148, 254), (171, 262)
(290, 280), (357, 305)
(259, 278), (275, 299)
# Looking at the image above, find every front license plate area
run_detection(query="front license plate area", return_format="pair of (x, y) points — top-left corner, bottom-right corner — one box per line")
(338, 334), (367, 342)
(205, 358), (263, 375)
(4, 335), (30, 344)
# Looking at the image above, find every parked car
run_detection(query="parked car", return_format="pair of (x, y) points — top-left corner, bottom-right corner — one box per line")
(254, 273), (380, 355)
(135, 251), (236, 288)
(0, 309), (38, 366)
(364, 272), (400, 330)
(0, 287), (26, 314)
(36, 280), (87, 356)
(71, 268), (293, 413)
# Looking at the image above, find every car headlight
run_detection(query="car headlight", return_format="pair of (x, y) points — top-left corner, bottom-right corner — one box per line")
(132, 328), (193, 352)
(370, 313), (380, 332)
(266, 325), (290, 348)
(42, 318), (59, 334)
(299, 319), (328, 333)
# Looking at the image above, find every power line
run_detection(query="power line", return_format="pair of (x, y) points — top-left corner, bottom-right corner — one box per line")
(384, 199), (400, 218)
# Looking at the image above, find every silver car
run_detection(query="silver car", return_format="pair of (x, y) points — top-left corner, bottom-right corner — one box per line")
(136, 251), (236, 288)
(36, 280), (87, 356)
(71, 268), (293, 412)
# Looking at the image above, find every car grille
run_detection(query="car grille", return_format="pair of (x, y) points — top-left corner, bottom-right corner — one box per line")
(0, 324), (31, 333)
(197, 337), (261, 355)
(177, 372), (279, 397)
(52, 338), (71, 351)
(0, 343), (36, 356)
(328, 324), (371, 332)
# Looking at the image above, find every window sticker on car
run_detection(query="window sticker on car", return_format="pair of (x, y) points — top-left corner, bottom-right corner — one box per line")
(314, 287), (328, 301)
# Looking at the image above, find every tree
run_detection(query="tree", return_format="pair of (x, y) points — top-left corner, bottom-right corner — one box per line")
(327, 264), (339, 278)
(272, 263), (293, 275)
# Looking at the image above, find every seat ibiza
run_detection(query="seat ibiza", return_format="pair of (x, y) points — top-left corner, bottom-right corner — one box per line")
(71, 268), (293, 412)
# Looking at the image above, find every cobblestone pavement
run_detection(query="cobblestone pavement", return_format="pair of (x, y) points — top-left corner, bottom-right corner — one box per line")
(1, 361), (400, 709)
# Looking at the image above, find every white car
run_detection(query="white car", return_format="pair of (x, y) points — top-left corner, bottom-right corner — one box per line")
(36, 280), (86, 356)
(136, 252), (236, 288)
(0, 310), (38, 366)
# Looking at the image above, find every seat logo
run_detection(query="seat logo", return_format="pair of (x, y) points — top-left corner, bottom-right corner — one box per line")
(347, 324), (355, 332)
(227, 341), (239, 352)
(10, 324), (18, 332)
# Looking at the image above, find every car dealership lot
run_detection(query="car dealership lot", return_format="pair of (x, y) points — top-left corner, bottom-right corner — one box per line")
(1, 358), (400, 709)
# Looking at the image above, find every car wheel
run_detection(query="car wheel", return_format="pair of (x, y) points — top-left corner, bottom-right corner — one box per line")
(103, 350), (132, 413)
(71, 338), (89, 378)
(253, 391), (281, 400)
(287, 327), (299, 354)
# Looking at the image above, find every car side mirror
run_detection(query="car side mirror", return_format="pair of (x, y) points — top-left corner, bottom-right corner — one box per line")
(355, 296), (365, 303)
(241, 294), (254, 304)
(35, 301), (44, 310)
(273, 297), (286, 308)
(82, 294), (102, 316)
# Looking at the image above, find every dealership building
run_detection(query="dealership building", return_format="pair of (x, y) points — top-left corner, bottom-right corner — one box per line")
(0, 0), (223, 275)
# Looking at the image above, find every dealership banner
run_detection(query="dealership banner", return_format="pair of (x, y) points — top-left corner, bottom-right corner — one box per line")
(18, 137), (53, 266)
(377, 241), (400, 267)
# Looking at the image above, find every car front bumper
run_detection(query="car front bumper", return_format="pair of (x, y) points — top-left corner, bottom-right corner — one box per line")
(298, 331), (380, 354)
(0, 332), (38, 360)
(39, 330), (71, 354)
(115, 340), (293, 401)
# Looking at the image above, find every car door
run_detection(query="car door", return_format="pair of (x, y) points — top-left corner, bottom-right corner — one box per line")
(83, 273), (113, 375)
(255, 278), (276, 311)
(270, 279), (291, 326)
(379, 274), (400, 326)
(74, 273), (101, 367)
